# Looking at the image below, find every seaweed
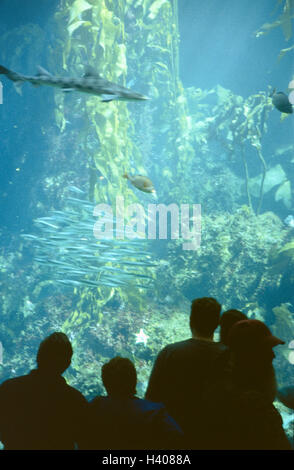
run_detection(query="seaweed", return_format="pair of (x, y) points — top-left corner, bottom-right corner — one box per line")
(255, 0), (294, 61)
(155, 209), (287, 310)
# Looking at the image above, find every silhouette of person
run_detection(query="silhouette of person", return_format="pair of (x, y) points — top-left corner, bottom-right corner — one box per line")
(211, 309), (248, 379)
(219, 309), (247, 346)
(0, 332), (88, 449)
(145, 297), (225, 448)
(212, 319), (291, 449)
(85, 356), (183, 449)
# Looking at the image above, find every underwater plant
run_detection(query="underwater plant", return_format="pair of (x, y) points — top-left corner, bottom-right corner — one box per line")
(155, 208), (288, 310)
(268, 238), (294, 278)
(249, 164), (292, 210)
(174, 85), (274, 214)
(255, 0), (294, 61)
(44, 0), (189, 323)
(51, 0), (148, 207)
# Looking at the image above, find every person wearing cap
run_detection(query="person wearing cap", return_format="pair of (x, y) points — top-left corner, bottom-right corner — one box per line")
(213, 319), (291, 450)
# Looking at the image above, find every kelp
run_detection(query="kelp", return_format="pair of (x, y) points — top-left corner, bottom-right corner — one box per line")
(278, 43), (294, 60)
(47, 0), (185, 336)
(177, 85), (273, 214)
(256, 0), (294, 41)
(117, 0), (195, 206)
(52, 0), (147, 209)
(256, 0), (294, 60)
(237, 93), (273, 214)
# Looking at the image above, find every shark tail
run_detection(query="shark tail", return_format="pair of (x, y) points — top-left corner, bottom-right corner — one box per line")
(0, 65), (24, 95)
(0, 65), (11, 75)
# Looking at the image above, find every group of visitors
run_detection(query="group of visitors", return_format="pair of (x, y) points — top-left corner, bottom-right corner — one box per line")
(0, 297), (292, 450)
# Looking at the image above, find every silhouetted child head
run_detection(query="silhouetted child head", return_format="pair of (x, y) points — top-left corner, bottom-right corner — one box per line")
(102, 356), (137, 398)
(190, 297), (221, 339)
(37, 332), (73, 375)
(220, 309), (247, 346)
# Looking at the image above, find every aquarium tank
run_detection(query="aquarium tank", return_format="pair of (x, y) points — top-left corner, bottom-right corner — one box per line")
(0, 0), (293, 446)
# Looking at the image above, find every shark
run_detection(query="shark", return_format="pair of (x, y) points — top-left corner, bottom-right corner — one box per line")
(0, 64), (149, 102)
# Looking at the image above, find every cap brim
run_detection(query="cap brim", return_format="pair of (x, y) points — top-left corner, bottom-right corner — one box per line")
(266, 335), (285, 346)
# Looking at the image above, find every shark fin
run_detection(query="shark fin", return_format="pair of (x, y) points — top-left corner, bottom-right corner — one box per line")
(14, 81), (23, 95)
(100, 94), (120, 102)
(36, 66), (52, 77)
(126, 79), (135, 88)
(83, 65), (101, 78)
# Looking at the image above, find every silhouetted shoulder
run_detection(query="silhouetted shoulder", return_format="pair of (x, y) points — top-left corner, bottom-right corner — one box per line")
(220, 388), (292, 450)
(156, 338), (226, 363)
(89, 396), (165, 416)
(0, 370), (88, 450)
(0, 374), (28, 388)
(163, 338), (225, 351)
(62, 380), (88, 402)
(87, 395), (183, 450)
(0, 371), (86, 403)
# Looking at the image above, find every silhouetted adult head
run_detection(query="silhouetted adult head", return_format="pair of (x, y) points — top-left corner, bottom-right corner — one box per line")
(227, 320), (285, 401)
(190, 297), (221, 339)
(220, 309), (247, 346)
(37, 332), (73, 375)
(102, 356), (137, 398)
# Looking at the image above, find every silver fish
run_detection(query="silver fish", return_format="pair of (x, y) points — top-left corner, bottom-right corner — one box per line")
(22, 187), (155, 289)
(0, 64), (149, 102)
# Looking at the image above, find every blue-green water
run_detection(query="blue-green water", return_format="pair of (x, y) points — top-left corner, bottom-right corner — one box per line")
(0, 0), (293, 435)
